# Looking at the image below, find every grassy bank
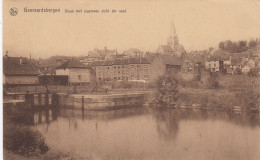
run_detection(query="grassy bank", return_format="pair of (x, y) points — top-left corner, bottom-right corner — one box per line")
(3, 149), (92, 160)
(152, 73), (260, 110)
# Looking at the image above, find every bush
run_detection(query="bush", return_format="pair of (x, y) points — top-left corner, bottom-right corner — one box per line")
(155, 73), (179, 106)
(4, 125), (50, 156)
(3, 107), (50, 156)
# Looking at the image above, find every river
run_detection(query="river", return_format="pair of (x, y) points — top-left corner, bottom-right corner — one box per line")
(30, 107), (260, 160)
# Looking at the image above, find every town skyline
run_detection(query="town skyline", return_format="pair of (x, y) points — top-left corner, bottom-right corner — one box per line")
(3, 0), (260, 59)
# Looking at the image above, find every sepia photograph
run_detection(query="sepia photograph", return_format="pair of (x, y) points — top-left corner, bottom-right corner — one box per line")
(2, 0), (260, 159)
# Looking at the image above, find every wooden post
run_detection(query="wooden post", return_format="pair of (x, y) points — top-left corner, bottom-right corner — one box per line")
(52, 93), (59, 106)
(82, 96), (84, 110)
(31, 94), (35, 106)
(45, 94), (49, 105)
(25, 93), (34, 107)
(74, 85), (77, 94)
(38, 93), (41, 105)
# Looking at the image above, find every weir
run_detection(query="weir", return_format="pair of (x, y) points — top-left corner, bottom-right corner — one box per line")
(58, 92), (146, 110)
(4, 92), (60, 108)
(3, 91), (146, 110)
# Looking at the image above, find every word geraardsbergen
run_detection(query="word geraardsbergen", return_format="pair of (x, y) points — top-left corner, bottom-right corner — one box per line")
(24, 7), (61, 13)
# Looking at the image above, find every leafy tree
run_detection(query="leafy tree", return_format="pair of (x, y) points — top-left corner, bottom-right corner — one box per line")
(219, 42), (225, 50)
(249, 39), (257, 49)
(239, 40), (248, 51)
(155, 72), (179, 106)
(225, 40), (233, 51)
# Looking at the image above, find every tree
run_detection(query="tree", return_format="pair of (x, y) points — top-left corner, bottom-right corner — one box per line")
(219, 41), (225, 50)
(155, 72), (179, 106)
(238, 40), (248, 51)
(249, 39), (257, 49)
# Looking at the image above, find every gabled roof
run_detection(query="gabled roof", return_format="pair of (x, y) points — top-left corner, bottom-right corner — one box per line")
(157, 55), (181, 65)
(90, 57), (150, 67)
(103, 60), (114, 66)
(3, 56), (39, 76)
(128, 57), (150, 64)
(90, 61), (105, 67)
(158, 45), (174, 53)
(231, 58), (243, 66)
(144, 53), (159, 63)
(57, 58), (91, 69)
(211, 50), (231, 61)
(113, 59), (129, 65)
(182, 53), (202, 63)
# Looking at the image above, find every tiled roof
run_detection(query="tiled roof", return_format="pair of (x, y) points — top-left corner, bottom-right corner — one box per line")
(3, 57), (39, 76)
(57, 58), (91, 68)
(158, 55), (181, 65)
(211, 50), (231, 60)
(144, 53), (158, 63)
(182, 53), (202, 63)
(90, 61), (105, 67)
(128, 57), (150, 64)
(159, 45), (174, 53)
(90, 57), (150, 67)
(113, 59), (129, 65)
(231, 58), (243, 66)
(103, 60), (114, 66)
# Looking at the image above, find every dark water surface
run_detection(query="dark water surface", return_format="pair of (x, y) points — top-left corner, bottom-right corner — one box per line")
(30, 107), (260, 160)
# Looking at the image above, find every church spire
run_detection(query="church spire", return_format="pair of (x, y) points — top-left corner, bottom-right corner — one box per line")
(171, 21), (177, 38)
(167, 20), (179, 47)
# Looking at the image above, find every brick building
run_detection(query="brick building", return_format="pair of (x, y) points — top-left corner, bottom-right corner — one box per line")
(90, 58), (150, 82)
(3, 56), (39, 85)
(147, 54), (182, 82)
(56, 58), (96, 86)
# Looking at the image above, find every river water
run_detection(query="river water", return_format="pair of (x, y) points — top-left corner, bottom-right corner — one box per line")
(30, 107), (260, 160)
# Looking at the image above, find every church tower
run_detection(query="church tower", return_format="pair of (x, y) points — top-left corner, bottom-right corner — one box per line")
(167, 21), (179, 50)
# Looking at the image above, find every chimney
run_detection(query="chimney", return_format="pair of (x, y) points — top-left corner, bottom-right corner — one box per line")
(5, 50), (8, 58)
(20, 58), (23, 64)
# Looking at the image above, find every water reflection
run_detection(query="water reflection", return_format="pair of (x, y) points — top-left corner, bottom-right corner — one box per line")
(29, 107), (260, 130)
(152, 108), (179, 140)
(28, 107), (260, 160)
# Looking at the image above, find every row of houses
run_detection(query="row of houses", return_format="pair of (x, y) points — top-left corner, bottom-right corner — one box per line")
(90, 54), (182, 83)
(3, 54), (183, 86)
(3, 56), (96, 86)
(204, 50), (260, 74)
(4, 49), (260, 86)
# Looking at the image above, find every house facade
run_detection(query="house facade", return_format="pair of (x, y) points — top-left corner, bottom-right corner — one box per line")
(90, 58), (150, 82)
(205, 56), (224, 72)
(3, 56), (39, 85)
(56, 58), (96, 86)
(148, 54), (182, 82)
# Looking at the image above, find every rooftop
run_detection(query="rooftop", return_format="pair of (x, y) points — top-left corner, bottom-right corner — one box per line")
(3, 56), (39, 76)
(57, 58), (92, 69)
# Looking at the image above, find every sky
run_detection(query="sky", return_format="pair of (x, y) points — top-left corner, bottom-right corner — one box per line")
(3, 0), (260, 59)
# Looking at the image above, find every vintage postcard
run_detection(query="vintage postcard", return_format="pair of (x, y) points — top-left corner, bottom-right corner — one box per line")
(2, 0), (260, 159)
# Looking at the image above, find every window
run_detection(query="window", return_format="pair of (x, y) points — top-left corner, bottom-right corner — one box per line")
(78, 75), (81, 80)
(214, 63), (216, 67)
(209, 64), (211, 67)
(107, 67), (110, 70)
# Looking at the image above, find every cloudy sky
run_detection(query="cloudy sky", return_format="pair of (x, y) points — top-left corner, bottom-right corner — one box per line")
(3, 0), (260, 58)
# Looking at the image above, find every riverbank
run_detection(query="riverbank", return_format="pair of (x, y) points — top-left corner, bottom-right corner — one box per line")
(3, 149), (93, 160)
